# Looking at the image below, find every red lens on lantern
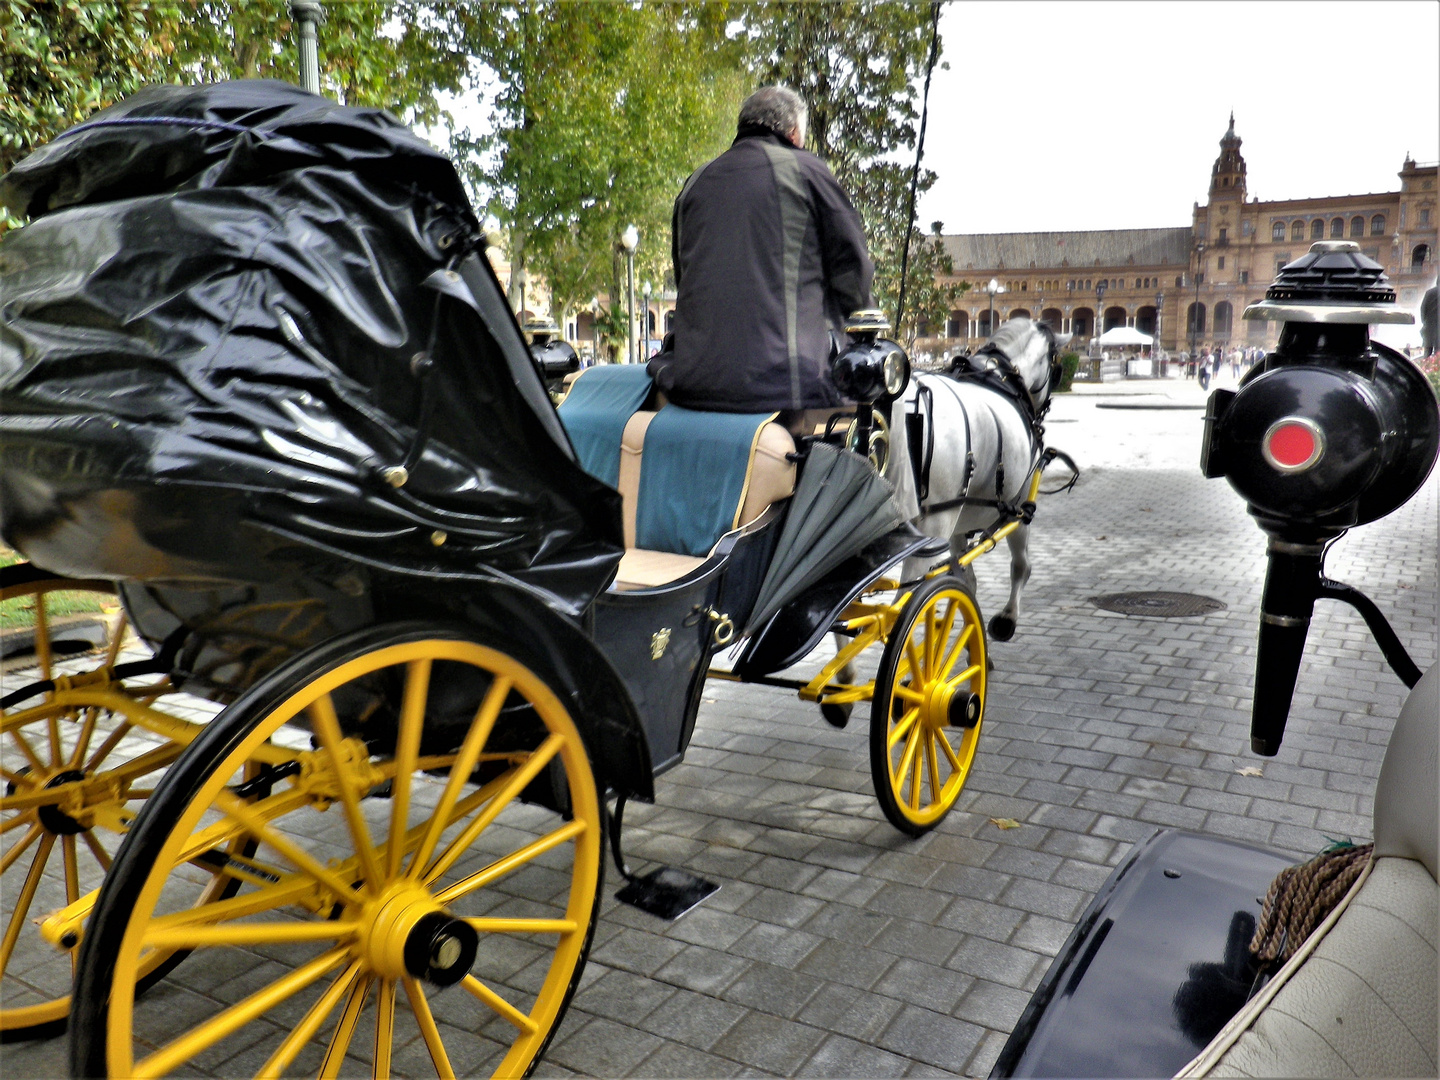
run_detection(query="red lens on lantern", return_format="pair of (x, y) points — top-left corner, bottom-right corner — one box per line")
(1263, 419), (1321, 471)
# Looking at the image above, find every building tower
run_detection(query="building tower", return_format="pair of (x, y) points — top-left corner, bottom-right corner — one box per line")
(1210, 112), (1247, 199)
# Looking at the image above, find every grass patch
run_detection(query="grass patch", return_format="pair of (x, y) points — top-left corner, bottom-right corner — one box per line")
(0, 548), (110, 631)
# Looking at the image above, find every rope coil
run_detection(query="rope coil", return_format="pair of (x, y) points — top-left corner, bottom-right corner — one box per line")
(1249, 841), (1372, 963)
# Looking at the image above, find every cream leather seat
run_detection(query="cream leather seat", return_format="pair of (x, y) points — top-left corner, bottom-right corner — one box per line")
(610, 412), (795, 591)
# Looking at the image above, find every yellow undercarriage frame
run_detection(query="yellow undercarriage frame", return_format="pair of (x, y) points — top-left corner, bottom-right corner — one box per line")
(66, 629), (602, 1079)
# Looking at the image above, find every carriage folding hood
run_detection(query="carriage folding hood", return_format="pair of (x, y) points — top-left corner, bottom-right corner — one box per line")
(0, 81), (624, 618)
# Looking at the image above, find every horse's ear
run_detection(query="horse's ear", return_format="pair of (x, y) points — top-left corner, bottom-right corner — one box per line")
(1054, 331), (1073, 348)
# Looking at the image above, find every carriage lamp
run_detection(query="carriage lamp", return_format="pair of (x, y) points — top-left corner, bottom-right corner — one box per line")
(524, 317), (580, 387)
(833, 309), (910, 402)
(1200, 241), (1438, 755)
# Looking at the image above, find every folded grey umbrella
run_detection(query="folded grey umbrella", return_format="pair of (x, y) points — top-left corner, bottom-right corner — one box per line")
(744, 441), (906, 635)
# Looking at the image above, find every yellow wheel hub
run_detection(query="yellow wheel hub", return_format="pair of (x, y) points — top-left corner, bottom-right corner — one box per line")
(358, 882), (478, 986)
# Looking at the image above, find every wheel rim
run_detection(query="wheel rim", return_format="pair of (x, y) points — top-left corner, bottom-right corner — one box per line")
(100, 637), (601, 1079)
(877, 584), (986, 830)
(1, 574), (201, 1038)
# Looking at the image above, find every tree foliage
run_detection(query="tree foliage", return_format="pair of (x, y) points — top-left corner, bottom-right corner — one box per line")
(1, 1), (478, 179)
(469, 2), (742, 335)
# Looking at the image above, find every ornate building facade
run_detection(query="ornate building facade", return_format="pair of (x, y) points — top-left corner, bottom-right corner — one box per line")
(932, 118), (1437, 355)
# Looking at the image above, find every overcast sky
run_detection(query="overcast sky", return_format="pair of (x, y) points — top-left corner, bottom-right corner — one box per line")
(918, 0), (1440, 236)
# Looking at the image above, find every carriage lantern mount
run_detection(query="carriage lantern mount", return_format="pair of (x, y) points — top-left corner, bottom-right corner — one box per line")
(1200, 240), (1438, 755)
(524, 317), (580, 385)
(833, 308), (910, 403)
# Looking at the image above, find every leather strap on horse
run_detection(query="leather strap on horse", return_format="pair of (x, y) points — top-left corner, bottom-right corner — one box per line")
(1249, 841), (1373, 963)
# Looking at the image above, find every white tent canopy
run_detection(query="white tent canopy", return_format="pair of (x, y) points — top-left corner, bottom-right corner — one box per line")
(1095, 326), (1154, 346)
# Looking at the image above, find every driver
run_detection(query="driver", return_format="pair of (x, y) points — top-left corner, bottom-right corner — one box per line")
(648, 86), (874, 418)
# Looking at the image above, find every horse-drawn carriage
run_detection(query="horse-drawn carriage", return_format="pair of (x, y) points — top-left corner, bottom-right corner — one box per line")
(0, 82), (1069, 1075)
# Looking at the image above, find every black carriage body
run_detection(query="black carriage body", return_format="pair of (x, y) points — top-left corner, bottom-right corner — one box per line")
(992, 829), (1294, 1079)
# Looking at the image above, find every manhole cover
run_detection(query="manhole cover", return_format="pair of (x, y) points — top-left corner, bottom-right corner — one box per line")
(1090, 591), (1226, 618)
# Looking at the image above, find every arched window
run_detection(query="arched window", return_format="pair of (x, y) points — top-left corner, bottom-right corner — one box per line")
(1272, 221), (1286, 241)
(646, 309), (656, 334)
(1291, 221), (1305, 241)
(1414, 244), (1431, 269)
(664, 309), (675, 332)
(1350, 216), (1364, 237)
(1330, 218), (1344, 238)
(1370, 214), (1386, 236)
(1310, 219), (1325, 240)
(1213, 301), (1233, 338)
(1187, 302), (1206, 335)
(1071, 307), (1094, 337)
(1103, 306), (1126, 332)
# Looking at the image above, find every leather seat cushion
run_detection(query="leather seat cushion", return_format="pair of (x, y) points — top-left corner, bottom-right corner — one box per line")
(612, 548), (707, 591)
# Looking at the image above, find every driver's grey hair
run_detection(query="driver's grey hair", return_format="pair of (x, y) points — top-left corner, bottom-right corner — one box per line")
(738, 86), (807, 146)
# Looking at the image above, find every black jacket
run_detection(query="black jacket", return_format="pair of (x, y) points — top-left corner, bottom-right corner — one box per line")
(648, 126), (874, 412)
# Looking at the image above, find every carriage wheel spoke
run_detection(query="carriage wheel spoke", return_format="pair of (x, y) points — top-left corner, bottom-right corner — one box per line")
(909, 736), (924, 810)
(424, 734), (564, 885)
(145, 920), (360, 950)
(103, 611), (130, 668)
(896, 720), (923, 798)
(63, 833), (81, 905)
(386, 659), (432, 878)
(47, 713), (63, 766)
(85, 721), (133, 773)
(409, 676), (511, 879)
(134, 947), (350, 1078)
(938, 624), (974, 679)
(7, 729), (45, 773)
(81, 828), (113, 870)
(905, 638), (926, 686)
(404, 976), (456, 1079)
(461, 973), (538, 1033)
(320, 974), (372, 1079)
(462, 917), (578, 935)
(953, 663), (982, 685)
(926, 733), (943, 803)
(308, 693), (383, 889)
(33, 594), (53, 679)
(887, 707), (919, 750)
(1, 833), (56, 974)
(66, 706), (102, 769)
(374, 978), (396, 1080)
(893, 685), (924, 704)
(1, 820), (41, 871)
(256, 959), (363, 1078)
(435, 819), (585, 903)
(937, 728), (965, 773)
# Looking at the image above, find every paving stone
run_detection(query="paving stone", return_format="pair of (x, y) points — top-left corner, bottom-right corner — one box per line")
(652, 944), (753, 995)
(877, 1005), (985, 1073)
(635, 989), (748, 1050)
(710, 1013), (828, 1076)
(797, 1034), (914, 1077)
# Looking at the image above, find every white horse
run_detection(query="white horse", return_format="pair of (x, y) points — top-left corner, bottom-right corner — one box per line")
(886, 317), (1066, 641)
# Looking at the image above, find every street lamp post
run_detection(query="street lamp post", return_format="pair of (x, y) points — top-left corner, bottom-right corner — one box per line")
(641, 280), (652, 359)
(1155, 291), (1165, 375)
(620, 224), (638, 363)
(986, 278), (1002, 339)
(1094, 280), (1107, 375)
(291, 1), (325, 94)
(1066, 280), (1074, 334)
(1189, 243), (1205, 368)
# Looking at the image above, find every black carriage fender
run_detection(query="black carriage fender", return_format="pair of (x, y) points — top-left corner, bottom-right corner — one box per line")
(449, 584), (656, 803)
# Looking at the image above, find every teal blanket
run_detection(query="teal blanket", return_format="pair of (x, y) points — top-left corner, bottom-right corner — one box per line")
(635, 405), (777, 557)
(556, 365), (653, 487)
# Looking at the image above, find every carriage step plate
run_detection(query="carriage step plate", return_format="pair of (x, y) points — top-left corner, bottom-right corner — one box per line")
(615, 866), (720, 921)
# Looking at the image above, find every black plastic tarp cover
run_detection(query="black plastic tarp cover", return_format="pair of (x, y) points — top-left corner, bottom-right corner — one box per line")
(0, 80), (623, 618)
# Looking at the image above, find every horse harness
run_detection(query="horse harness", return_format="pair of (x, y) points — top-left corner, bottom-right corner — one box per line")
(906, 326), (1076, 535)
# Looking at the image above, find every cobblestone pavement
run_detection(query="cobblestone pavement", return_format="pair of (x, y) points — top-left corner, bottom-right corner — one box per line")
(4, 378), (1435, 1078)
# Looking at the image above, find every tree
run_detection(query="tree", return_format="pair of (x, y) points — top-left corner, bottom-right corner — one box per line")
(1, 1), (479, 200)
(741, 1), (963, 344)
(468, 2), (742, 337)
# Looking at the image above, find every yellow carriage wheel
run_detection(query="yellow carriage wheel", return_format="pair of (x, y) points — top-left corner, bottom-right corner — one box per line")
(869, 576), (987, 836)
(69, 624), (603, 1079)
(0, 567), (223, 1041)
